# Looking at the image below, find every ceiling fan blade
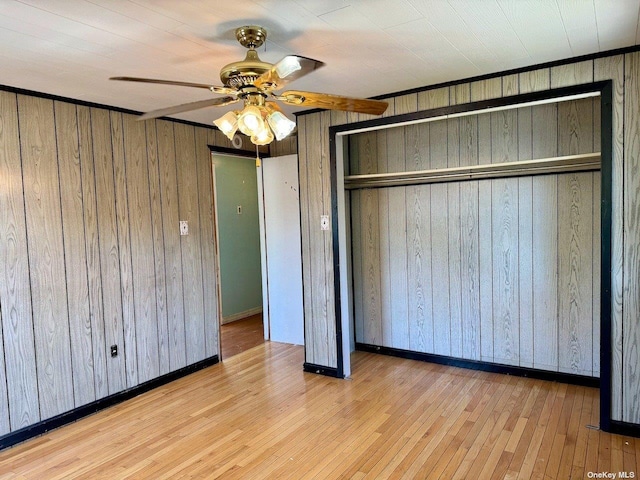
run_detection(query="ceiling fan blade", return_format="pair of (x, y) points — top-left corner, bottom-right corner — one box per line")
(278, 90), (388, 115)
(254, 56), (324, 91)
(138, 96), (239, 121)
(110, 76), (236, 95)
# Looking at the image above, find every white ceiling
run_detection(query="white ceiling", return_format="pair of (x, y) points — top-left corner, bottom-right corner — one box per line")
(1, 0), (639, 125)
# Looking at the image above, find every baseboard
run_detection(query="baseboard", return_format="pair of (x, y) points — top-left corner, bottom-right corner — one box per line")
(608, 420), (640, 438)
(303, 363), (341, 378)
(356, 343), (600, 388)
(221, 306), (263, 325)
(0, 355), (219, 451)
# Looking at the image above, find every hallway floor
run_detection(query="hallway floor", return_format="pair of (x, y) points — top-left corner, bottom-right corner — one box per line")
(220, 313), (265, 359)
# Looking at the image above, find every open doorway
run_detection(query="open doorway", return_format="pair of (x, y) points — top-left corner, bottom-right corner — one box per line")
(211, 153), (265, 359)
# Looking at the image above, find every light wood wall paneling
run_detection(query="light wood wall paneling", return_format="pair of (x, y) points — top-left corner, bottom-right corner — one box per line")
(77, 105), (108, 400)
(532, 103), (559, 371)
(0, 301), (8, 435)
(394, 93), (418, 115)
(196, 127), (219, 358)
(596, 55), (624, 412)
(387, 126), (409, 349)
(478, 177), (493, 363)
(156, 120), (186, 371)
(330, 110), (348, 128)
(54, 101), (95, 406)
(558, 172), (594, 375)
(517, 106), (534, 368)
(502, 74), (519, 97)
(550, 60), (594, 88)
(174, 122), (206, 364)
(298, 116), (315, 361)
(376, 130), (391, 346)
(459, 116), (480, 360)
(559, 98), (596, 155)
(429, 117), (450, 356)
(90, 108), (126, 394)
(17, 94), (75, 418)
(470, 78), (501, 102)
(623, 51), (640, 424)
(491, 177), (519, 367)
(451, 83), (471, 106)
(123, 114), (160, 383)
(348, 135), (363, 344)
(518, 68), (551, 94)
(0, 91), (39, 431)
(447, 119), (463, 358)
(145, 119), (169, 375)
(320, 111), (337, 367)
(491, 108), (519, 366)
(405, 123), (432, 352)
(418, 87), (450, 111)
(360, 134), (382, 346)
(110, 110), (138, 388)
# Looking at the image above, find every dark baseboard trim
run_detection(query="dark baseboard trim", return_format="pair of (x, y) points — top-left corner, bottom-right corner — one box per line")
(609, 420), (640, 438)
(303, 363), (341, 378)
(0, 355), (219, 451)
(356, 343), (600, 388)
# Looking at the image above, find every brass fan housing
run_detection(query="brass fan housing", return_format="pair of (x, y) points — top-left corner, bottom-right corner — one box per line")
(219, 26), (272, 89)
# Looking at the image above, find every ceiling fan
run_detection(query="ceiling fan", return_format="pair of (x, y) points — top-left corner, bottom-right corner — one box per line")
(111, 25), (389, 145)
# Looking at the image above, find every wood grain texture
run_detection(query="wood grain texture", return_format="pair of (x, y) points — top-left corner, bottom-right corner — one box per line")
(594, 56), (623, 416)
(77, 105), (108, 400)
(387, 127), (409, 349)
(297, 116), (316, 361)
(623, 51), (640, 423)
(156, 120), (187, 371)
(90, 108), (126, 394)
(54, 101), (96, 407)
(430, 183), (451, 356)
(447, 119), (463, 358)
(144, 119), (169, 375)
(174, 122), (206, 365)
(394, 93), (418, 115)
(518, 68), (550, 94)
(18, 94), (75, 418)
(418, 87), (450, 111)
(110, 111), (138, 388)
(470, 78), (502, 102)
(196, 127), (220, 359)
(558, 172), (594, 375)
(375, 131), (390, 345)
(1, 344), (633, 480)
(550, 60), (594, 88)
(0, 91), (39, 431)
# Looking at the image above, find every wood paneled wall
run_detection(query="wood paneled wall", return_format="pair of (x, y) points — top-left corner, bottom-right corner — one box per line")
(349, 98), (601, 377)
(0, 91), (222, 436)
(296, 53), (640, 424)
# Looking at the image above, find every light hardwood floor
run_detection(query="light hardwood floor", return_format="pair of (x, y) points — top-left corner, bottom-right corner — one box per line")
(220, 314), (265, 359)
(0, 342), (638, 479)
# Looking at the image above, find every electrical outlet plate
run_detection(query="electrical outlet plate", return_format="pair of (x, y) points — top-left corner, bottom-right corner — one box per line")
(180, 220), (188, 235)
(321, 215), (330, 230)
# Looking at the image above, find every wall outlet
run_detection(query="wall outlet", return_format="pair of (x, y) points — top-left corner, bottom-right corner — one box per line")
(237, 205), (243, 215)
(321, 215), (330, 230)
(180, 220), (188, 235)
(110, 345), (118, 357)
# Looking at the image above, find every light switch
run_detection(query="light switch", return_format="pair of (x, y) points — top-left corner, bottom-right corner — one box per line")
(180, 221), (188, 235)
(321, 215), (330, 230)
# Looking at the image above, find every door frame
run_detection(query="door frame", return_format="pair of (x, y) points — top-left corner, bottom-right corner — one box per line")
(328, 81), (613, 430)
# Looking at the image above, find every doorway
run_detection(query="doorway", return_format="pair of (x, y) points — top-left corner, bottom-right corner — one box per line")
(211, 153), (265, 359)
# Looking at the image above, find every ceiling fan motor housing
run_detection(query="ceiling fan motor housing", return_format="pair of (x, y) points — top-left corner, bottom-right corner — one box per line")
(220, 26), (273, 89)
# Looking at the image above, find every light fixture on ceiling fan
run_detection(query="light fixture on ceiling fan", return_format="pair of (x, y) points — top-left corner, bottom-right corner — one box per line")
(110, 25), (388, 146)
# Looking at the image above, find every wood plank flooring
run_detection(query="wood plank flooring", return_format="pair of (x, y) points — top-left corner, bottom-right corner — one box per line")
(220, 314), (265, 359)
(0, 343), (637, 479)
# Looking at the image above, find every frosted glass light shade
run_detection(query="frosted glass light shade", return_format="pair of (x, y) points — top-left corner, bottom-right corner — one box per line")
(213, 111), (238, 140)
(251, 126), (274, 146)
(237, 105), (265, 136)
(267, 111), (296, 141)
